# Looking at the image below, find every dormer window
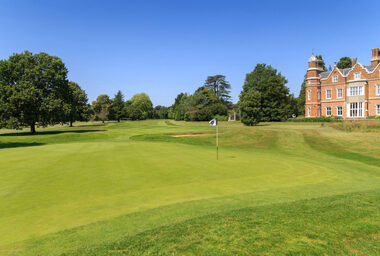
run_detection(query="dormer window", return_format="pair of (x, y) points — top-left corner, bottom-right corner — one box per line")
(354, 72), (361, 80)
(332, 75), (338, 83)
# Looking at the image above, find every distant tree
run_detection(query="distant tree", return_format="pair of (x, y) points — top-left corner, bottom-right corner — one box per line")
(153, 105), (168, 119)
(315, 55), (327, 71)
(92, 94), (112, 123)
(288, 94), (299, 117)
(126, 93), (153, 120)
(204, 75), (232, 102)
(111, 90), (125, 122)
(239, 89), (262, 126)
(242, 64), (291, 121)
(67, 81), (89, 126)
(97, 108), (109, 123)
(337, 57), (352, 69)
(297, 75), (306, 116)
(0, 51), (71, 133)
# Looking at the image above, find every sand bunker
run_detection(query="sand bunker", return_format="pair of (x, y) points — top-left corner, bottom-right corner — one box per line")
(169, 133), (213, 137)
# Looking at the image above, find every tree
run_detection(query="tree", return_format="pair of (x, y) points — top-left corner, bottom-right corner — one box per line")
(111, 90), (125, 122)
(337, 57), (352, 69)
(297, 75), (306, 116)
(204, 75), (232, 102)
(126, 93), (153, 120)
(67, 81), (89, 127)
(242, 64), (291, 121)
(92, 94), (112, 123)
(153, 105), (168, 119)
(0, 51), (71, 133)
(239, 89), (262, 126)
(315, 55), (327, 71)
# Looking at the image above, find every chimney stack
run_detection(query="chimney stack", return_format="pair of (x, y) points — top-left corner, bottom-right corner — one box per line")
(352, 57), (357, 66)
(371, 48), (380, 68)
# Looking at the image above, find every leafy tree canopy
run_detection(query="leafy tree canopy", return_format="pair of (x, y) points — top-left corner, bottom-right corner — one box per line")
(242, 64), (291, 121)
(0, 51), (71, 133)
(126, 93), (153, 120)
(92, 94), (112, 123)
(67, 81), (90, 126)
(337, 57), (352, 69)
(239, 89), (262, 126)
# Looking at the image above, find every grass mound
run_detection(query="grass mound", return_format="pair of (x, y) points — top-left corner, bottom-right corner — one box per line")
(64, 190), (380, 255)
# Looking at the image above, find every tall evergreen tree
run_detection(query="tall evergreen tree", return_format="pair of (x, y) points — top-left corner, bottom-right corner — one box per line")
(204, 75), (231, 102)
(111, 90), (125, 122)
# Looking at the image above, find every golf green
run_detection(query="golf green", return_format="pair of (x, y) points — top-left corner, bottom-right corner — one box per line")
(0, 120), (379, 255)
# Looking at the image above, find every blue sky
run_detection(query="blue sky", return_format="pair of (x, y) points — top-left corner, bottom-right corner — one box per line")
(1, 0), (380, 106)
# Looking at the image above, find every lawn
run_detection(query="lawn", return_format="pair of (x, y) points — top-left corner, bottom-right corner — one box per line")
(0, 120), (379, 255)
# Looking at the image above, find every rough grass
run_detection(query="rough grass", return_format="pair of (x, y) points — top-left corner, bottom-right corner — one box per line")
(331, 119), (380, 132)
(0, 120), (379, 255)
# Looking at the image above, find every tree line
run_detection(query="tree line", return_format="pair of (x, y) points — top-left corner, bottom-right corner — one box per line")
(0, 51), (355, 133)
(0, 51), (156, 133)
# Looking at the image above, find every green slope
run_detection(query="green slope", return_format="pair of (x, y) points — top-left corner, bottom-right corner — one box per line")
(0, 120), (379, 255)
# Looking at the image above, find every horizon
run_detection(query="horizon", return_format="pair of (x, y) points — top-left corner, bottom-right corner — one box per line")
(1, 0), (380, 106)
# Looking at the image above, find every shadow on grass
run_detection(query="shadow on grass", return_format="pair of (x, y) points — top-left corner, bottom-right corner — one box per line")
(0, 142), (45, 149)
(0, 129), (105, 137)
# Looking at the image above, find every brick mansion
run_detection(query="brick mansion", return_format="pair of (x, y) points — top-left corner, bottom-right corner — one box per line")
(305, 48), (380, 118)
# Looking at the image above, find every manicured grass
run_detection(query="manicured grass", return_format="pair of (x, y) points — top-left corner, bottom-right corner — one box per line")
(0, 120), (379, 255)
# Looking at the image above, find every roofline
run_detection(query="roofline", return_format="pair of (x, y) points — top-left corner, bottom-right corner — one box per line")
(320, 62), (380, 80)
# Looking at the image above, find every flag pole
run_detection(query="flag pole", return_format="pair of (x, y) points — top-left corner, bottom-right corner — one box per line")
(216, 119), (218, 160)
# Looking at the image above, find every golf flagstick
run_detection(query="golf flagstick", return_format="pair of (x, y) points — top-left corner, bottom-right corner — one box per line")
(209, 118), (218, 160)
(216, 120), (218, 160)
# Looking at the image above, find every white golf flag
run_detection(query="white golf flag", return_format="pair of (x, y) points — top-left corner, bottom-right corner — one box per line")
(209, 119), (217, 126)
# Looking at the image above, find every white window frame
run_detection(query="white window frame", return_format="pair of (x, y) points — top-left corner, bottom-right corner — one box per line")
(376, 84), (380, 96)
(336, 106), (343, 116)
(307, 107), (311, 117)
(376, 104), (380, 116)
(337, 88), (343, 98)
(332, 75), (338, 83)
(317, 89), (320, 100)
(326, 89), (332, 99)
(326, 106), (332, 116)
(349, 86), (364, 96)
(354, 72), (361, 80)
(347, 102), (363, 117)
(318, 107), (321, 116)
(307, 90), (311, 100)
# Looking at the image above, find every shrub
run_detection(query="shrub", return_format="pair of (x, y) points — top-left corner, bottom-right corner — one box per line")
(213, 115), (228, 121)
(287, 116), (337, 122)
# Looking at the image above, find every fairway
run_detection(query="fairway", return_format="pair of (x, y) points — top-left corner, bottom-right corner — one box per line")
(0, 120), (379, 255)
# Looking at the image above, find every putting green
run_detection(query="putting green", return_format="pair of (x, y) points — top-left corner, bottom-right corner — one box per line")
(0, 120), (379, 255)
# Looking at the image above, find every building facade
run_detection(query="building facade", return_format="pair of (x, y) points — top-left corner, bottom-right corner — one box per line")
(305, 48), (380, 118)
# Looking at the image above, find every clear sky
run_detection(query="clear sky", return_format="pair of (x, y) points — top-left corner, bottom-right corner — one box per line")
(1, 0), (380, 106)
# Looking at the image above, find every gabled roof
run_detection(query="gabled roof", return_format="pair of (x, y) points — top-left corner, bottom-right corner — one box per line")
(319, 62), (380, 80)
(320, 71), (331, 79)
(341, 68), (352, 76)
(363, 65), (375, 72)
